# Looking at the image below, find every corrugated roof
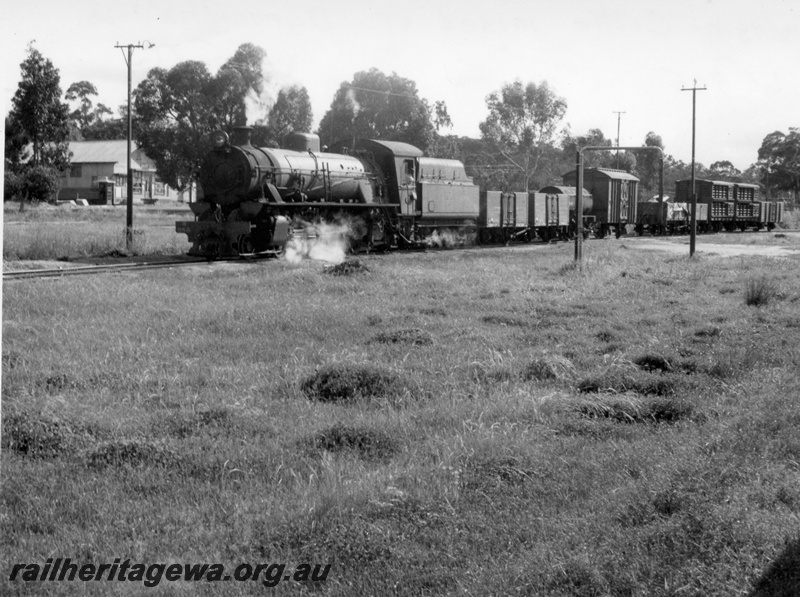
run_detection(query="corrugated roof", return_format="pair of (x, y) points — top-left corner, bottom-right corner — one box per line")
(68, 140), (155, 174)
(591, 168), (640, 182)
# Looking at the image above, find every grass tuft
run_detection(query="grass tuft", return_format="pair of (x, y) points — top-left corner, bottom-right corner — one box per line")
(2, 411), (70, 458)
(43, 372), (82, 392)
(301, 363), (406, 403)
(323, 259), (369, 275)
(161, 407), (231, 438)
(464, 456), (535, 493)
(523, 354), (576, 382)
(745, 275), (780, 307)
(577, 369), (682, 396)
(85, 439), (179, 469)
(307, 423), (398, 461)
(633, 354), (673, 372)
(596, 330), (618, 343)
(482, 314), (528, 327)
(369, 328), (434, 346)
(571, 393), (695, 424)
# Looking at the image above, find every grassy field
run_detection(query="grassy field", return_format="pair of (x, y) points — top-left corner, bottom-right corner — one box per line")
(3, 202), (191, 263)
(2, 204), (800, 595)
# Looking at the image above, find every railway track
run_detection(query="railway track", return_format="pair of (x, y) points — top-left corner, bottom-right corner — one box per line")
(2, 258), (232, 281)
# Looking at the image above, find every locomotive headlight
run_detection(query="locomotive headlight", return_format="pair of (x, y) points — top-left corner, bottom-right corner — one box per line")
(211, 131), (229, 149)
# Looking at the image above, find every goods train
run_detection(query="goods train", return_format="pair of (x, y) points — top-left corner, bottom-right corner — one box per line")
(635, 180), (784, 235)
(176, 127), (783, 257)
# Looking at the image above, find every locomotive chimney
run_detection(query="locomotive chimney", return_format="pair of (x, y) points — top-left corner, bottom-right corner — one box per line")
(231, 126), (253, 146)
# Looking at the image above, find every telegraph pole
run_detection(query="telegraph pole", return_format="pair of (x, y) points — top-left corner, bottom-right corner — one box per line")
(115, 42), (152, 247)
(681, 80), (706, 257)
(613, 111), (626, 168)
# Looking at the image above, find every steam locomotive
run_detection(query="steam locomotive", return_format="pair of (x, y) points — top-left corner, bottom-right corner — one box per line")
(176, 127), (781, 257)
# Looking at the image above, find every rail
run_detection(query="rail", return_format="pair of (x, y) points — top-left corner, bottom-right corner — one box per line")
(2, 258), (236, 281)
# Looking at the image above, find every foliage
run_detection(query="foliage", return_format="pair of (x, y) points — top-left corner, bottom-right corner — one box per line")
(9, 42), (71, 170)
(635, 131), (666, 195)
(81, 118), (126, 141)
(4, 171), (22, 201)
(19, 165), (62, 202)
(317, 68), (438, 151)
(757, 128), (800, 205)
(133, 43), (267, 191)
(4, 114), (30, 174)
(479, 80), (567, 192)
(208, 43), (267, 128)
(64, 80), (112, 132)
(251, 85), (313, 147)
(708, 160), (742, 181)
(561, 127), (615, 168)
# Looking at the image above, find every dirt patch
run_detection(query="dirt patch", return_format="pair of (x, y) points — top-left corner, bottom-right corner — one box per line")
(624, 236), (800, 258)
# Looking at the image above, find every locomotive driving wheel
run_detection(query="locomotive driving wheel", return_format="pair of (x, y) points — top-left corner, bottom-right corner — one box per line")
(237, 234), (255, 255)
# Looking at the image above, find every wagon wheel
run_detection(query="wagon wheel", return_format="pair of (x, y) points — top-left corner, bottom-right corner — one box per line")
(539, 227), (550, 243)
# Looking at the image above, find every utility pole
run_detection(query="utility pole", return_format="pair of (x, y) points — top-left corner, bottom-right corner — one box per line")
(115, 42), (153, 248)
(613, 111), (626, 168)
(681, 80), (707, 257)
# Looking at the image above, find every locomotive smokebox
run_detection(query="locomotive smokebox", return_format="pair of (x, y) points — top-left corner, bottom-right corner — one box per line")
(231, 126), (253, 147)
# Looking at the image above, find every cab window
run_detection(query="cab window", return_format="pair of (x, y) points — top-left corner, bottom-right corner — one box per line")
(403, 159), (415, 184)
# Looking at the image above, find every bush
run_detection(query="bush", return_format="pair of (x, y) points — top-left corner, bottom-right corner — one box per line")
(4, 170), (22, 201)
(21, 165), (61, 202)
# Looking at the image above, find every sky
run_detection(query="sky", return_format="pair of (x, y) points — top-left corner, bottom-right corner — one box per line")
(1, 0), (798, 171)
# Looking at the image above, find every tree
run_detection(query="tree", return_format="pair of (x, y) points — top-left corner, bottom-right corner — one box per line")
(4, 114), (30, 174)
(479, 80), (567, 192)
(561, 128), (615, 168)
(9, 42), (70, 169)
(209, 43), (267, 129)
(708, 160), (742, 181)
(253, 85), (313, 146)
(317, 68), (437, 151)
(133, 43), (267, 191)
(82, 118), (126, 140)
(636, 131), (665, 196)
(65, 81), (112, 132)
(757, 129), (800, 204)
